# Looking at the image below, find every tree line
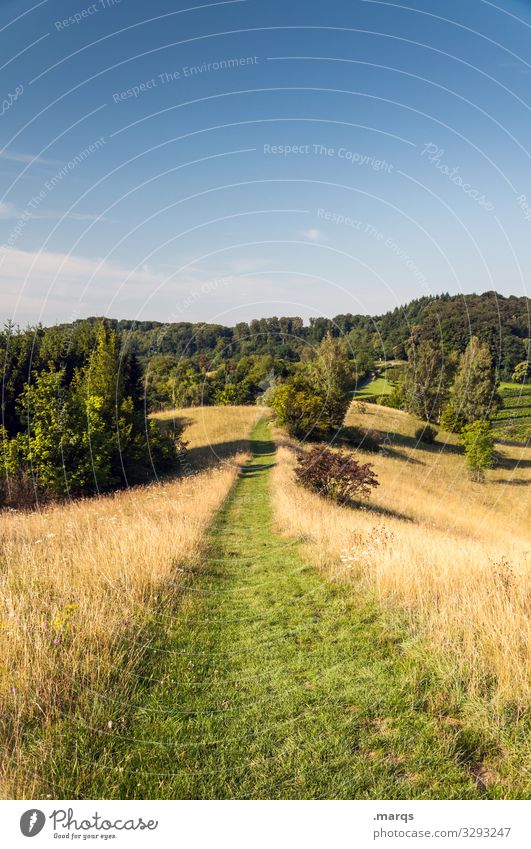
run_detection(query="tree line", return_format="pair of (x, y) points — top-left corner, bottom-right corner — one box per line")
(1, 290), (529, 504)
(0, 322), (178, 507)
(61, 291), (528, 411)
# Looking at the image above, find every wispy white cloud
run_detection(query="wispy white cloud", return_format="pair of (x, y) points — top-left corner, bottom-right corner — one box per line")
(302, 228), (324, 242)
(0, 202), (104, 222)
(499, 61), (531, 74)
(0, 149), (60, 165)
(0, 201), (18, 218)
(27, 210), (105, 222)
(0, 247), (331, 325)
(0, 247), (168, 323)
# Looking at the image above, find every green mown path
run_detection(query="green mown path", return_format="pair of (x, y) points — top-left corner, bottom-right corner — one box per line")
(59, 419), (481, 799)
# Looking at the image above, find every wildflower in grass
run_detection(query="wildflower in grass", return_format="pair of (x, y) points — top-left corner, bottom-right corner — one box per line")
(51, 603), (78, 641)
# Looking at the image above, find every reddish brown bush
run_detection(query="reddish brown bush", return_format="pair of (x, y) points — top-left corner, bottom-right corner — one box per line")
(294, 446), (379, 504)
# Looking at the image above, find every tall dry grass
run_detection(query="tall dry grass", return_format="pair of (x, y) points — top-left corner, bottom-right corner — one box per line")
(153, 405), (260, 468)
(271, 405), (531, 710)
(0, 407), (253, 797)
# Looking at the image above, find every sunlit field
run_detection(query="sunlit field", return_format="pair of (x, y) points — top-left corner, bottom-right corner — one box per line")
(0, 408), (254, 798)
(153, 405), (261, 468)
(491, 382), (531, 442)
(271, 403), (531, 711)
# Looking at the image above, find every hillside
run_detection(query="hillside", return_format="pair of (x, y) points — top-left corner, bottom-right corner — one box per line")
(0, 406), (256, 798)
(1, 404), (529, 798)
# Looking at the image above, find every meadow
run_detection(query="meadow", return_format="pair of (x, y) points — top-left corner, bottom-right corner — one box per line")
(0, 400), (529, 798)
(491, 382), (531, 442)
(271, 402), (531, 793)
(0, 406), (257, 798)
(356, 369), (531, 445)
(153, 405), (260, 467)
(354, 362), (404, 401)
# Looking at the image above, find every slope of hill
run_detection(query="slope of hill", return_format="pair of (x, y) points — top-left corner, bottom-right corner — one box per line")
(271, 403), (530, 794)
(0, 407), (255, 798)
(1, 403), (529, 799)
(491, 382), (531, 442)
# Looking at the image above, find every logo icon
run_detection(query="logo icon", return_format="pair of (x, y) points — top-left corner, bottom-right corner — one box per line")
(20, 810), (46, 837)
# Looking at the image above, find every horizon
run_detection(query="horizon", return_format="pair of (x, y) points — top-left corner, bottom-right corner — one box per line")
(2, 287), (529, 332)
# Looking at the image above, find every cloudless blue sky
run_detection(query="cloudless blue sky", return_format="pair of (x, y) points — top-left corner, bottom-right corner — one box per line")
(1, 0), (531, 325)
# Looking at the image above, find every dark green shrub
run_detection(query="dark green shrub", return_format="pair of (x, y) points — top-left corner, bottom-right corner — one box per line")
(512, 360), (530, 384)
(338, 425), (383, 453)
(440, 403), (465, 434)
(271, 333), (353, 439)
(415, 424), (438, 444)
(376, 389), (403, 409)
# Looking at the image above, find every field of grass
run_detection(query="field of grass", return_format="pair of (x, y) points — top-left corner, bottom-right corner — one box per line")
(271, 404), (531, 794)
(355, 374), (393, 398)
(22, 420), (496, 799)
(357, 373), (531, 444)
(152, 405), (260, 467)
(1, 402), (529, 799)
(491, 382), (531, 442)
(355, 362), (404, 400)
(0, 406), (255, 798)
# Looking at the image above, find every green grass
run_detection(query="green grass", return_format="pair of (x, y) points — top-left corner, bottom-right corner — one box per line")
(355, 363), (405, 401)
(356, 374), (393, 398)
(491, 382), (531, 442)
(30, 418), (495, 800)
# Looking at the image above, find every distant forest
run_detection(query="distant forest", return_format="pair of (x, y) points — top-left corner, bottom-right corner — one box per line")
(2, 291), (529, 417)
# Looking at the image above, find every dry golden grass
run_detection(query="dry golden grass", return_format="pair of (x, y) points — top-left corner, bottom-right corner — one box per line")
(0, 407), (254, 797)
(346, 403), (531, 545)
(153, 405), (261, 468)
(271, 404), (531, 709)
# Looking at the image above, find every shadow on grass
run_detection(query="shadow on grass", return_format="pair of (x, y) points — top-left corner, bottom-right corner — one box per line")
(346, 499), (414, 523)
(240, 463), (276, 476)
(250, 436), (276, 455)
(240, 436), (277, 475)
(377, 445), (426, 466)
(387, 431), (464, 456)
(498, 477), (530, 486)
(494, 452), (531, 471)
(179, 439), (252, 471)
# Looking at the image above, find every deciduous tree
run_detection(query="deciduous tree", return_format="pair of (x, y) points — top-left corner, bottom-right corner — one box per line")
(451, 336), (500, 424)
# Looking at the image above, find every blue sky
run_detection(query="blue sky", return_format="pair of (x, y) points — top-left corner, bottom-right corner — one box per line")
(1, 0), (531, 325)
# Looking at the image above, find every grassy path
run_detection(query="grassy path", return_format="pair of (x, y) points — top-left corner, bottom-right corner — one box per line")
(55, 419), (481, 799)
